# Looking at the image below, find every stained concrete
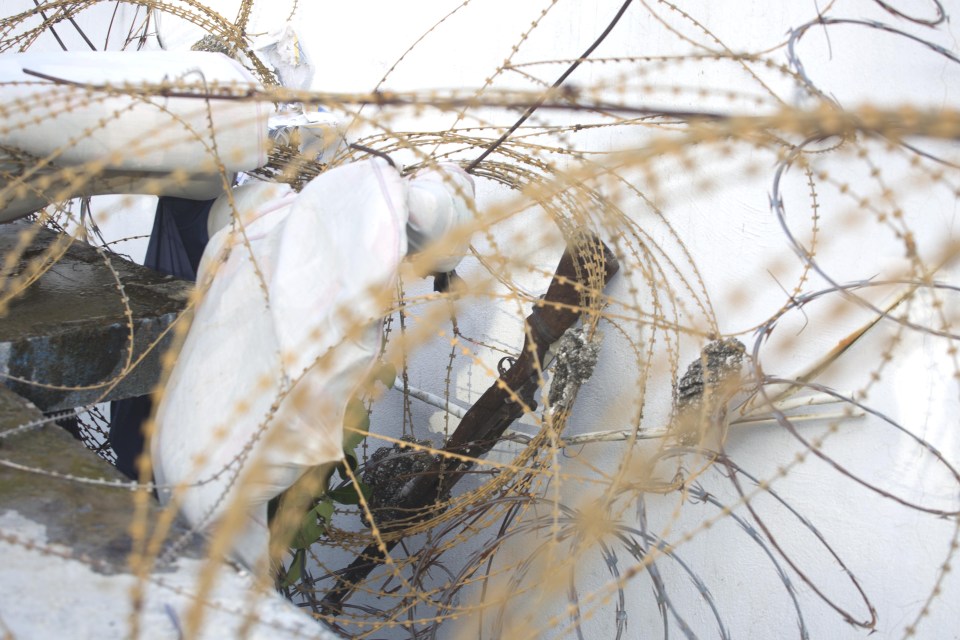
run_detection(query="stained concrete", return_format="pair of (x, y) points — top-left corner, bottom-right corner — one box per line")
(0, 220), (192, 412)
(0, 381), (42, 435)
(0, 223), (337, 638)
(0, 308), (335, 640)
(0, 384), (164, 573)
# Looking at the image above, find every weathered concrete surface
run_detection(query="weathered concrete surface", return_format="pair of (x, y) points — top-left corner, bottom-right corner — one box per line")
(0, 386), (336, 639)
(0, 220), (192, 411)
(0, 382), (42, 434)
(0, 385), (156, 570)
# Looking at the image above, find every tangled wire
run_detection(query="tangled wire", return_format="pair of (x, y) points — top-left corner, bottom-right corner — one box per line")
(1, 1), (959, 638)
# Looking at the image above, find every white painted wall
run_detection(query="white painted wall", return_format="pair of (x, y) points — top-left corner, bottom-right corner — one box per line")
(4, 1), (959, 638)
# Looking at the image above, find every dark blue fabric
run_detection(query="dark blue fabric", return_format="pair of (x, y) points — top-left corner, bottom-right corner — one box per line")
(143, 197), (211, 279)
(108, 196), (213, 479)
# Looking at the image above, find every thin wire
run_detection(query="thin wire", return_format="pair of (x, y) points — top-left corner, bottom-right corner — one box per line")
(31, 0), (66, 51)
(465, 0), (635, 173)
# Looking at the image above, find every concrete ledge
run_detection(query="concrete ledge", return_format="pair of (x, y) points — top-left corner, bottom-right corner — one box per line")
(0, 381), (335, 639)
(0, 221), (192, 411)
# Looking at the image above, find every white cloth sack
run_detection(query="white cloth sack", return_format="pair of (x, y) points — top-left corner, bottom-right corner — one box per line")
(152, 159), (474, 573)
(153, 159), (405, 572)
(0, 51), (268, 173)
(0, 51), (269, 222)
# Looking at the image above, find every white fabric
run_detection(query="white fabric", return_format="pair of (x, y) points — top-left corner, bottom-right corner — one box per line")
(0, 169), (228, 223)
(0, 51), (269, 223)
(205, 180), (295, 239)
(153, 159), (407, 572)
(253, 23), (314, 90)
(0, 51), (268, 173)
(405, 164), (475, 273)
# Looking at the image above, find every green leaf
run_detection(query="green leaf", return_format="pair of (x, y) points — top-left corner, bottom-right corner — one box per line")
(338, 451), (358, 481)
(342, 397), (370, 452)
(357, 480), (372, 502)
(375, 362), (397, 389)
(327, 486), (361, 505)
(327, 481), (372, 505)
(280, 549), (305, 588)
(345, 451), (358, 470)
(315, 498), (334, 523)
(290, 504), (327, 549)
